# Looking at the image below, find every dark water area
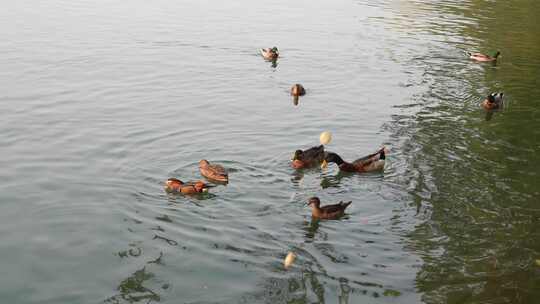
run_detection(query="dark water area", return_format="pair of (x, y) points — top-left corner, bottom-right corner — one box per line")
(1, 0), (539, 303)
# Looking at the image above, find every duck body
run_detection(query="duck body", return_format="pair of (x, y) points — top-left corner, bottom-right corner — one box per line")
(165, 178), (209, 194)
(261, 47), (279, 61)
(482, 92), (504, 110)
(308, 197), (351, 220)
(468, 51), (500, 62)
(199, 159), (228, 183)
(290, 84), (306, 97)
(292, 145), (325, 169)
(324, 148), (386, 173)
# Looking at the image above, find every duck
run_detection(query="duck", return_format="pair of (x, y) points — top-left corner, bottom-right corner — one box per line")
(322, 147), (386, 172)
(261, 47), (279, 61)
(467, 51), (500, 62)
(291, 84), (305, 106)
(307, 197), (352, 220)
(164, 178), (209, 194)
(481, 92), (504, 110)
(292, 145), (325, 169)
(290, 84), (306, 97)
(199, 159), (228, 183)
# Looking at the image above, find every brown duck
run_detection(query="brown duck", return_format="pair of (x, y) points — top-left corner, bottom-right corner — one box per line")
(199, 159), (228, 183)
(291, 84), (306, 105)
(322, 147), (386, 172)
(307, 197), (352, 220)
(260, 47), (279, 61)
(292, 145), (325, 169)
(290, 84), (306, 97)
(164, 178), (209, 194)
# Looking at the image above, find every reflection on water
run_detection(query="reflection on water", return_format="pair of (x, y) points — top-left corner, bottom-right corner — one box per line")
(104, 266), (161, 304)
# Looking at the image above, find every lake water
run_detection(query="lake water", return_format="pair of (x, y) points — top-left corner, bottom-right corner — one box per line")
(1, 0), (539, 303)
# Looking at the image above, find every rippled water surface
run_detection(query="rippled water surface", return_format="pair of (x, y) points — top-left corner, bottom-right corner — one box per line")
(1, 0), (539, 303)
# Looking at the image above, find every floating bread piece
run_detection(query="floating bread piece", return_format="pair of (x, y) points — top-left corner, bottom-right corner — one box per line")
(284, 252), (296, 269)
(320, 131), (332, 145)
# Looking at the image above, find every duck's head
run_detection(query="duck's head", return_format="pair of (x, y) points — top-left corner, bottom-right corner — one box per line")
(292, 150), (303, 161)
(166, 178), (183, 189)
(194, 181), (208, 193)
(487, 92), (504, 104)
(271, 47), (279, 53)
(199, 159), (209, 167)
(494, 51), (501, 58)
(307, 197), (321, 208)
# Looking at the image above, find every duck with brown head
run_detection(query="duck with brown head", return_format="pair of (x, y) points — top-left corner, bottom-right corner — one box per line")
(199, 159), (228, 183)
(291, 84), (306, 106)
(307, 197), (352, 220)
(291, 145), (325, 169)
(165, 178), (209, 194)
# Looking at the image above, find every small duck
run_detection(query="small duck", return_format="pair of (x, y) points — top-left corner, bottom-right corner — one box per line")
(292, 145), (325, 169)
(291, 84), (305, 106)
(164, 178), (209, 194)
(467, 51), (500, 62)
(481, 92), (504, 110)
(322, 147), (386, 172)
(199, 159), (228, 183)
(290, 84), (306, 97)
(261, 47), (279, 61)
(307, 197), (351, 220)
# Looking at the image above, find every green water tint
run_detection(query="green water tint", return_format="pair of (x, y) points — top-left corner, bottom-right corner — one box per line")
(396, 0), (540, 303)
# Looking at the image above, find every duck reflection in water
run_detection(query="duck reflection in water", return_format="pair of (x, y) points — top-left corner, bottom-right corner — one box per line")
(320, 170), (354, 189)
(104, 253), (166, 303)
(304, 217), (321, 241)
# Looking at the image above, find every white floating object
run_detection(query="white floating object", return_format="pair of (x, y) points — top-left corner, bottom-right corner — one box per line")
(319, 131), (332, 145)
(284, 252), (296, 269)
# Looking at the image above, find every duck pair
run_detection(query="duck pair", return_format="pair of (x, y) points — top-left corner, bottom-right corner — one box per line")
(165, 160), (228, 194)
(292, 145), (386, 173)
(261, 47), (306, 104)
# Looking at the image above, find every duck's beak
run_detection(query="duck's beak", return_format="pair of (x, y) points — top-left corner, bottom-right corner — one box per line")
(321, 160), (328, 169)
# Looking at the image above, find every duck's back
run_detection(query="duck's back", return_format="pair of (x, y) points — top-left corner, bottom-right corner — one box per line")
(303, 145), (324, 159)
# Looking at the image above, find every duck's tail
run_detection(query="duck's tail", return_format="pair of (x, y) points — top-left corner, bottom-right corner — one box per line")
(341, 201), (352, 209)
(464, 51), (472, 57)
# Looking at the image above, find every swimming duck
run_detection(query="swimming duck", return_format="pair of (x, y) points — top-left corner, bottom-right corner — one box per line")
(199, 159), (228, 183)
(261, 47), (279, 61)
(290, 84), (306, 97)
(292, 145), (325, 169)
(307, 197), (351, 220)
(468, 51), (500, 62)
(164, 178), (209, 194)
(482, 92), (504, 110)
(322, 147), (386, 172)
